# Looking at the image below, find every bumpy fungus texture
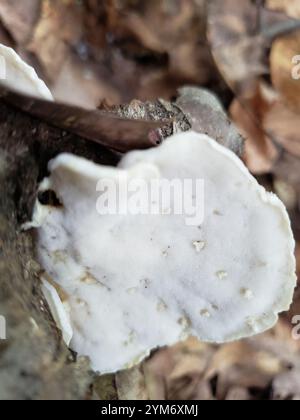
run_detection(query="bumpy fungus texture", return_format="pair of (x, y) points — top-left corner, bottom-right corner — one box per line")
(0, 43), (53, 100)
(34, 132), (296, 374)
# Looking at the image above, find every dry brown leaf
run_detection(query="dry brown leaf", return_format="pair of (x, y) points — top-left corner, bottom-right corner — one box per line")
(272, 153), (300, 209)
(208, 0), (300, 98)
(144, 318), (300, 401)
(264, 101), (300, 158)
(0, 0), (221, 106)
(267, 0), (300, 19)
(271, 30), (300, 112)
(168, 375), (210, 401)
(105, 0), (208, 80)
(144, 339), (214, 400)
(273, 178), (298, 210)
(51, 54), (121, 109)
(169, 354), (208, 381)
(230, 82), (279, 174)
(207, 0), (269, 96)
(103, 0), (212, 90)
(206, 341), (283, 400)
(272, 370), (300, 400)
(0, 0), (40, 44)
(27, 0), (82, 82)
(248, 323), (300, 366)
(193, 381), (214, 401)
(116, 366), (149, 401)
(226, 387), (251, 401)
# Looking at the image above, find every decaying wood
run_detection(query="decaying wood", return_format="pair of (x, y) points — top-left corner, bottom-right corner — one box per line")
(0, 101), (120, 400)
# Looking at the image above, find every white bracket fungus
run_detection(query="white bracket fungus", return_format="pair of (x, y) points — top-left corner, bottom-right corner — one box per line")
(34, 132), (296, 374)
(0, 43), (53, 100)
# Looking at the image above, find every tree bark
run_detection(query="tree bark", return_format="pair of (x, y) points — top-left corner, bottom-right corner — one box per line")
(0, 102), (118, 400)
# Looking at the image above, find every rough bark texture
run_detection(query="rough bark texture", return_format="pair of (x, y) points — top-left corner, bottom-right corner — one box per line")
(0, 102), (118, 400)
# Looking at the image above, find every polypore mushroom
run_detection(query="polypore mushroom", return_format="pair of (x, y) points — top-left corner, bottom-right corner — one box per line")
(33, 131), (296, 374)
(0, 43), (53, 100)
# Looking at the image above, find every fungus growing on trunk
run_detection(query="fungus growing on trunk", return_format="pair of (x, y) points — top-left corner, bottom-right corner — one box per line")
(33, 132), (296, 374)
(2, 44), (295, 375)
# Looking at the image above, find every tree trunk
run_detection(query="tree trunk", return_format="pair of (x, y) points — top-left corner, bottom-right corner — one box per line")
(0, 102), (118, 400)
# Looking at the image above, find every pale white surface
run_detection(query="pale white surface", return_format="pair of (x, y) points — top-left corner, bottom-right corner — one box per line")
(41, 277), (73, 346)
(0, 43), (53, 100)
(35, 132), (296, 374)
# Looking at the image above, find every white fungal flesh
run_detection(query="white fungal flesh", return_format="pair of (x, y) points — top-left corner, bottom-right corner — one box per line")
(41, 277), (73, 346)
(35, 132), (296, 374)
(0, 43), (53, 100)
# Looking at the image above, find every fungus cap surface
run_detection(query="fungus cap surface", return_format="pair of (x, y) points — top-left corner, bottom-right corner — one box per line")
(35, 132), (296, 373)
(0, 43), (53, 100)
